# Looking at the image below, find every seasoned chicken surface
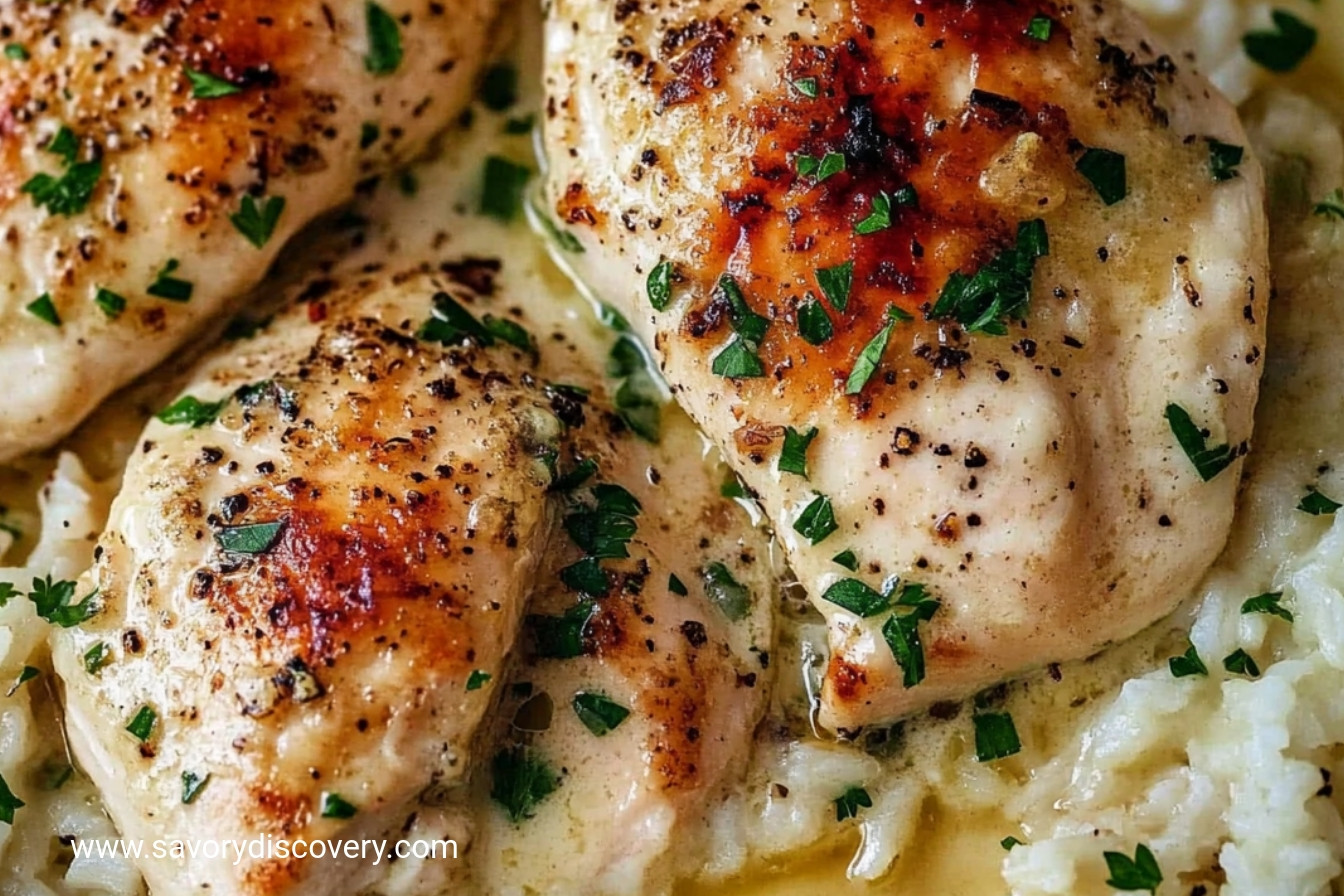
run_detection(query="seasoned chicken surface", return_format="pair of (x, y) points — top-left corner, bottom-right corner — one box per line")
(51, 268), (563, 895)
(0, 0), (497, 462)
(543, 0), (1270, 726)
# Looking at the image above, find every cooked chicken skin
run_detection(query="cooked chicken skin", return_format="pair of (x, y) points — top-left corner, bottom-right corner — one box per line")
(543, 0), (1270, 726)
(51, 268), (563, 895)
(0, 0), (497, 462)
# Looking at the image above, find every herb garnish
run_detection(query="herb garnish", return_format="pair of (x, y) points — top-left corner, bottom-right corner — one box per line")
(1241, 591), (1292, 622)
(1242, 10), (1317, 73)
(230, 195), (286, 248)
(669, 574), (688, 596)
(845, 306), (910, 394)
(363, 2), (403, 75)
(481, 64), (519, 111)
(84, 642), (111, 675)
(931, 219), (1048, 335)
(125, 705), (157, 742)
(1025, 15), (1052, 41)
(702, 562), (751, 621)
(854, 191), (892, 235)
(156, 394), (226, 428)
(1164, 403), (1235, 481)
(832, 549), (859, 571)
(27, 576), (100, 627)
(360, 122), (380, 149)
(1075, 147), (1127, 205)
(1223, 648), (1260, 677)
(823, 578), (888, 618)
(572, 692), (630, 736)
(22, 126), (101, 217)
(973, 711), (1021, 762)
(815, 260), (853, 311)
(215, 520), (286, 555)
(148, 259), (193, 302)
(711, 275), (769, 378)
(1297, 486), (1341, 516)
(1002, 836), (1024, 850)
(26, 294), (60, 327)
(834, 786), (872, 821)
(466, 670), (492, 691)
(418, 290), (495, 347)
(6, 666), (37, 697)
(1208, 139), (1244, 182)
(796, 151), (846, 182)
(790, 77), (819, 99)
(1168, 640), (1208, 678)
(881, 583), (940, 687)
(530, 601), (597, 659)
(1315, 188), (1344, 220)
(491, 747), (557, 822)
(1103, 844), (1162, 895)
(4, 44), (29, 61)
(185, 67), (241, 99)
(797, 297), (833, 345)
(559, 556), (609, 597)
(647, 260), (674, 311)
(778, 426), (818, 478)
(480, 155), (531, 221)
(321, 792), (358, 819)
(793, 493), (838, 544)
(608, 336), (663, 442)
(94, 288), (126, 319)
(182, 771), (211, 805)
(0, 774), (23, 824)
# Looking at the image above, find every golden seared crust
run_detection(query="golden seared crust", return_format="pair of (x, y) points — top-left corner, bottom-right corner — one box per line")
(0, 0), (499, 460)
(53, 268), (562, 896)
(544, 0), (1270, 725)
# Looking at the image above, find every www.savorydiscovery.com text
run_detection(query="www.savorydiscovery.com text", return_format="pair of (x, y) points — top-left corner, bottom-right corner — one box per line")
(72, 835), (460, 865)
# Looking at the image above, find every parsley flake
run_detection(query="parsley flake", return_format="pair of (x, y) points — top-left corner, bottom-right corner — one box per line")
(94, 287), (126, 319)
(28, 575), (100, 628)
(1242, 10), (1317, 73)
(1241, 591), (1292, 622)
(834, 786), (872, 822)
(83, 642), (111, 675)
(148, 259), (193, 302)
(363, 2), (403, 75)
(185, 67), (241, 99)
(973, 711), (1021, 762)
(1314, 188), (1344, 221)
(491, 747), (557, 823)
(182, 771), (211, 805)
(845, 306), (906, 395)
(466, 669), (492, 691)
(1223, 648), (1260, 677)
(0, 774), (23, 824)
(822, 578), (888, 618)
(796, 151), (846, 182)
(6, 666), (37, 697)
(815, 260), (853, 311)
(647, 260), (674, 311)
(125, 705), (157, 743)
(1025, 15), (1052, 41)
(480, 155), (531, 221)
(832, 549), (859, 571)
(669, 573), (688, 596)
(881, 583), (940, 687)
(778, 426), (818, 478)
(360, 121), (380, 149)
(321, 792), (358, 819)
(1075, 147), (1127, 205)
(1168, 641), (1208, 678)
(572, 692), (630, 736)
(22, 131), (101, 217)
(931, 219), (1048, 335)
(215, 520), (286, 555)
(230, 195), (286, 248)
(559, 557), (609, 597)
(854, 191), (892, 235)
(1103, 844), (1163, 895)
(1208, 139), (1244, 182)
(529, 601), (597, 659)
(1164, 403), (1235, 481)
(1298, 486), (1341, 516)
(793, 493), (838, 544)
(481, 63), (519, 111)
(156, 395), (226, 428)
(1002, 836), (1024, 850)
(797, 297), (833, 345)
(702, 562), (751, 621)
(26, 293), (60, 327)
(790, 77), (819, 98)
(4, 44), (29, 61)
(418, 290), (496, 347)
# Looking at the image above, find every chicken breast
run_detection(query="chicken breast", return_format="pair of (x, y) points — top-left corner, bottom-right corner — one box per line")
(50, 267), (563, 895)
(0, 0), (498, 462)
(475, 405), (775, 896)
(542, 0), (1270, 727)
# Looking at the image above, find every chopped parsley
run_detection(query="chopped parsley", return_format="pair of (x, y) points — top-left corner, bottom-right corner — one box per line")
(702, 562), (751, 621)
(608, 337), (663, 442)
(363, 2), (403, 75)
(669, 573), (688, 596)
(466, 669), (492, 691)
(491, 747), (557, 822)
(832, 549), (859, 571)
(182, 771), (210, 805)
(881, 583), (940, 687)
(4, 44), (29, 61)
(156, 395), (226, 427)
(482, 314), (537, 358)
(793, 494), (838, 545)
(931, 219), (1048, 335)
(1314, 188), (1344, 221)
(822, 578), (888, 618)
(529, 601), (596, 659)
(1223, 648), (1260, 677)
(1242, 10), (1317, 73)
(22, 127), (101, 217)
(26, 293), (60, 327)
(84, 642), (111, 675)
(778, 425), (818, 478)
(710, 274), (769, 378)
(563, 484), (641, 558)
(1297, 486), (1341, 516)
(834, 786), (872, 821)
(1208, 139), (1244, 182)
(94, 287), (126, 319)
(572, 692), (630, 736)
(973, 711), (1021, 762)
(28, 575), (100, 627)
(721, 473), (748, 499)
(845, 306), (909, 395)
(1001, 836), (1024, 850)
(320, 792), (358, 819)
(796, 297), (833, 345)
(1103, 844), (1162, 895)
(0, 774), (23, 824)
(790, 77), (819, 98)
(148, 259), (193, 302)
(480, 63), (519, 111)
(125, 705), (157, 743)
(215, 520), (286, 555)
(1075, 147), (1127, 205)
(548, 457), (598, 492)
(6, 666), (37, 697)
(418, 290), (496, 347)
(185, 67), (241, 99)
(1168, 640), (1208, 678)
(559, 556), (609, 597)
(1241, 591), (1292, 622)
(796, 151), (846, 182)
(647, 260), (674, 311)
(1025, 15), (1052, 41)
(230, 195), (286, 248)
(854, 191), (892, 235)
(1164, 403), (1235, 481)
(479, 155), (531, 221)
(360, 121), (380, 149)
(815, 260), (853, 311)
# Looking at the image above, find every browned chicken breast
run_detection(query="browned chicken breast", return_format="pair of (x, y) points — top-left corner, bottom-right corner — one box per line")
(0, 0), (498, 461)
(543, 0), (1270, 726)
(51, 267), (562, 895)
